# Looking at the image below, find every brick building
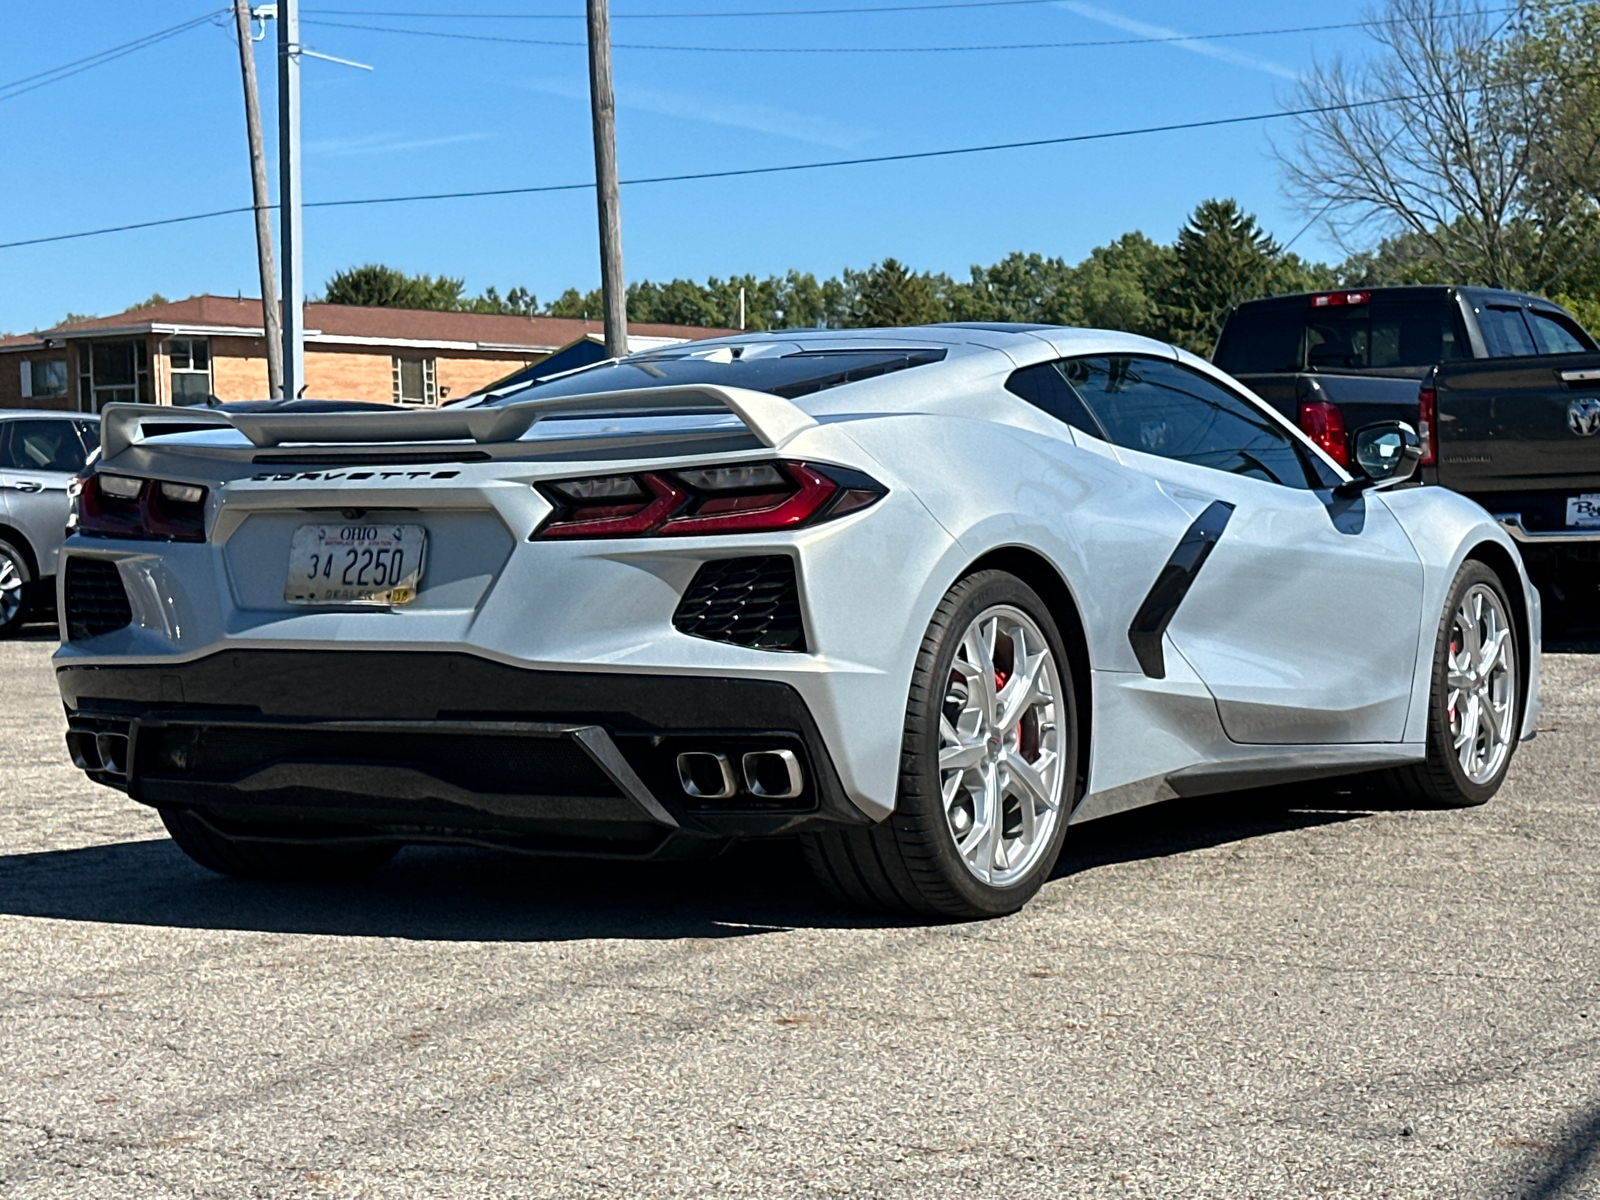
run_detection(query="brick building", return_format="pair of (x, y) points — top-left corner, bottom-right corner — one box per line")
(0, 295), (730, 412)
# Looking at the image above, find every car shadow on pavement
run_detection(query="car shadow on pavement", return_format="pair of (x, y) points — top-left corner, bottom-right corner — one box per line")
(0, 784), (1378, 942)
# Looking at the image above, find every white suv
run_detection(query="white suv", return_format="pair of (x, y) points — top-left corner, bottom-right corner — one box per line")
(0, 411), (99, 636)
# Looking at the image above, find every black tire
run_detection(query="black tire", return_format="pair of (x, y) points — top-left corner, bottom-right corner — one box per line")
(802, 570), (1078, 920)
(0, 538), (33, 638)
(160, 808), (398, 881)
(1380, 560), (1522, 808)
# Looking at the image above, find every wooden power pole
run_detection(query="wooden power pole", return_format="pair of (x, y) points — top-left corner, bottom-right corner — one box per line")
(585, 0), (628, 359)
(232, 0), (284, 399)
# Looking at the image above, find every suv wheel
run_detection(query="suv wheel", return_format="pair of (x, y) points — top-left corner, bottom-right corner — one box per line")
(0, 539), (32, 638)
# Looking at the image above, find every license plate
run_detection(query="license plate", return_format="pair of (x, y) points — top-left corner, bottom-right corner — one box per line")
(1566, 493), (1600, 528)
(284, 523), (427, 605)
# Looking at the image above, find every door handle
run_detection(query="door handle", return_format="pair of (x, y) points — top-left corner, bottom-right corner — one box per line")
(1, 481), (44, 493)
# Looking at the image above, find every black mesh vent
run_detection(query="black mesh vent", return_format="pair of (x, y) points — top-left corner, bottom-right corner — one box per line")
(65, 557), (132, 641)
(673, 556), (805, 652)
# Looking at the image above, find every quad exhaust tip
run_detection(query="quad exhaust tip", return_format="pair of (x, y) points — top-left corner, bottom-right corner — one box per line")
(676, 751), (738, 800)
(66, 729), (130, 777)
(741, 749), (804, 800)
(674, 748), (806, 801)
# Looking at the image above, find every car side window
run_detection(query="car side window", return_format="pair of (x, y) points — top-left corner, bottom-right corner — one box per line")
(76, 420), (101, 457)
(1060, 355), (1322, 489)
(1004, 361), (1109, 439)
(2, 420), (90, 474)
(1525, 309), (1591, 355)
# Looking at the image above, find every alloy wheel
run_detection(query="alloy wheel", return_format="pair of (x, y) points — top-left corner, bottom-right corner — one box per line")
(937, 604), (1066, 887)
(1446, 583), (1516, 786)
(0, 551), (22, 627)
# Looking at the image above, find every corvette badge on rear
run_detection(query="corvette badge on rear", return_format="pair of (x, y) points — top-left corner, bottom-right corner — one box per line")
(284, 523), (426, 605)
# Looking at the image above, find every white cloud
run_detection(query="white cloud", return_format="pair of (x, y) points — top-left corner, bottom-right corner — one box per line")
(525, 76), (871, 150)
(1056, 2), (1300, 81)
(305, 131), (496, 158)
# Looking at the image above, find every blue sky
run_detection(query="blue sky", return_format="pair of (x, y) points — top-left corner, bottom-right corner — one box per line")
(0, 0), (1389, 333)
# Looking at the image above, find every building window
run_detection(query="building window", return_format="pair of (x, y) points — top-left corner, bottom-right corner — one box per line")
(77, 340), (150, 412)
(392, 356), (436, 406)
(19, 359), (68, 399)
(166, 338), (213, 406)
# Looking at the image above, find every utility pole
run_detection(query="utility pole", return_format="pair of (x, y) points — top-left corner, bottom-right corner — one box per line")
(277, 0), (305, 398)
(585, 0), (627, 359)
(232, 0), (283, 399)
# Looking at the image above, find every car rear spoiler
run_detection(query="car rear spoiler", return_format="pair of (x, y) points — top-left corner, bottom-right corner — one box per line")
(99, 385), (819, 461)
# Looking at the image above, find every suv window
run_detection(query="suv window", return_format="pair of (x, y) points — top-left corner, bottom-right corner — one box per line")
(0, 419), (91, 473)
(1059, 355), (1322, 489)
(1525, 309), (1590, 355)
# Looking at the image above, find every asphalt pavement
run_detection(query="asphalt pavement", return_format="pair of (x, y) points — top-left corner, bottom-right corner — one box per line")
(1, 627), (1596, 1199)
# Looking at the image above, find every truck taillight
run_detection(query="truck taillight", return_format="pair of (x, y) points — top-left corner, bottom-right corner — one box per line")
(1417, 386), (1437, 465)
(1298, 400), (1347, 466)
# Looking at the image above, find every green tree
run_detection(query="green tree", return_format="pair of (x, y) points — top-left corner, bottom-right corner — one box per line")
(1152, 199), (1326, 354)
(850, 258), (949, 327)
(322, 264), (467, 310)
(543, 287), (604, 320)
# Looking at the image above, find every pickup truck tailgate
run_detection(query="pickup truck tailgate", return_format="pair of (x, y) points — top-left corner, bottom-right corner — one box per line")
(1434, 355), (1600, 497)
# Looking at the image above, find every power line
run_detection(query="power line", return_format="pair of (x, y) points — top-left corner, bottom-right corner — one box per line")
(0, 89), (1445, 253)
(301, 0), (1542, 21)
(298, 8), (1534, 52)
(0, 10), (228, 104)
(306, 0), (1064, 16)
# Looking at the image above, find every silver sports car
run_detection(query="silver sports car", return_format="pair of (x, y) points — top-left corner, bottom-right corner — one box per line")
(54, 325), (1540, 917)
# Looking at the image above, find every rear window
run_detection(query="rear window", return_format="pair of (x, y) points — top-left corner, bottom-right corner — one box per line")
(1215, 300), (1470, 373)
(479, 344), (947, 407)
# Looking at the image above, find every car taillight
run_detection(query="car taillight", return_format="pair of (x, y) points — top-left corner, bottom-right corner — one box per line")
(1297, 400), (1348, 466)
(533, 460), (886, 539)
(77, 473), (208, 543)
(1417, 385), (1438, 466)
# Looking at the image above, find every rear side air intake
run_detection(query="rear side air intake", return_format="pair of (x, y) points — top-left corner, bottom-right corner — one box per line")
(64, 557), (133, 641)
(673, 556), (805, 652)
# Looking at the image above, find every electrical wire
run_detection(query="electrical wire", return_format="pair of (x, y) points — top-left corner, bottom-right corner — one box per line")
(305, 0), (1065, 16)
(0, 10), (229, 104)
(298, 8), (1536, 53)
(301, 0), (1544, 22)
(0, 88), (1462, 253)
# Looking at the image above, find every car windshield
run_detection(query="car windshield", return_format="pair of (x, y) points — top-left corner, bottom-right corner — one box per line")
(478, 344), (947, 407)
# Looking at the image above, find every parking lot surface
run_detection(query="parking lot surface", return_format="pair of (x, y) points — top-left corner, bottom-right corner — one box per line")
(1, 630), (1596, 1199)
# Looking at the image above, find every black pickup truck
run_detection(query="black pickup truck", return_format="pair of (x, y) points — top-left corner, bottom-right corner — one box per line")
(1214, 286), (1600, 628)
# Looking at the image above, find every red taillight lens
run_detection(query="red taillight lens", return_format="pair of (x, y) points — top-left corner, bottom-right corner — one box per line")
(533, 461), (886, 539)
(1298, 400), (1348, 466)
(1417, 386), (1438, 465)
(78, 474), (207, 542)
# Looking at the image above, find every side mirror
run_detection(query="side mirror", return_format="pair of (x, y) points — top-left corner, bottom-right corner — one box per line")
(1335, 421), (1422, 497)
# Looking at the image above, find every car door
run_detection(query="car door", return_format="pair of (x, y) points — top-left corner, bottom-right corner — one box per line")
(1061, 353), (1426, 745)
(0, 418), (91, 579)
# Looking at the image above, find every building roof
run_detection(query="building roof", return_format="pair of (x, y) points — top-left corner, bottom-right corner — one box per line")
(13, 295), (735, 354)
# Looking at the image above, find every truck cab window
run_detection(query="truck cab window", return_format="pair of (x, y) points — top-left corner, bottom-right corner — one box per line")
(1477, 307), (1539, 357)
(1525, 309), (1592, 355)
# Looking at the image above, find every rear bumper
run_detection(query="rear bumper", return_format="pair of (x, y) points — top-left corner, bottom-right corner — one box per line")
(59, 649), (873, 857)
